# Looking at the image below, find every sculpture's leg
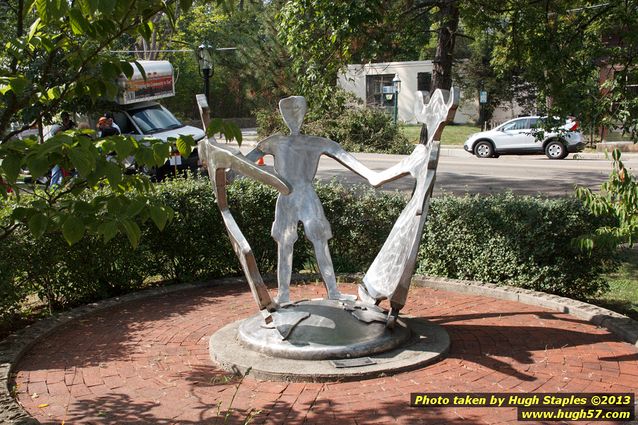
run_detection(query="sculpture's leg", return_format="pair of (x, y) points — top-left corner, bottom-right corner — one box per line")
(312, 240), (356, 301)
(386, 301), (403, 329)
(276, 241), (294, 304)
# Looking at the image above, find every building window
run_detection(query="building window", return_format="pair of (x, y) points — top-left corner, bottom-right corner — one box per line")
(417, 72), (432, 92)
(366, 74), (395, 109)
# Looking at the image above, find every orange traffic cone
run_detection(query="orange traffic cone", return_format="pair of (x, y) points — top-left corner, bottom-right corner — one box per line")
(257, 156), (265, 166)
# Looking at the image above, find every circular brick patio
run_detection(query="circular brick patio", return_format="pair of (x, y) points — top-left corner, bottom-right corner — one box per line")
(12, 282), (638, 424)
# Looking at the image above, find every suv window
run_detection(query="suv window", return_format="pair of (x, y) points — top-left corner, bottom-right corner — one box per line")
(502, 119), (529, 131)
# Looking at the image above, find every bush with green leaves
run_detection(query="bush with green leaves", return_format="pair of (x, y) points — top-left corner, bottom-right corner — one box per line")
(0, 178), (619, 328)
(576, 149), (638, 250)
(256, 106), (412, 154)
(417, 193), (618, 298)
(309, 107), (413, 155)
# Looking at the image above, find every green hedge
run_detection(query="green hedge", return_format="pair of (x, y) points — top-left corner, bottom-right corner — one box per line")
(417, 194), (617, 298)
(0, 178), (617, 325)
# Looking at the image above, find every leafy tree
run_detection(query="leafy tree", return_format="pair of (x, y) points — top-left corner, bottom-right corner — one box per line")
(484, 1), (638, 248)
(0, 0), (235, 245)
(487, 1), (638, 140)
(277, 0), (432, 113)
(162, 0), (294, 119)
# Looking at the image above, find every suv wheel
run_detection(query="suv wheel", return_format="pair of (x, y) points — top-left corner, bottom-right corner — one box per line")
(474, 141), (494, 158)
(545, 140), (567, 159)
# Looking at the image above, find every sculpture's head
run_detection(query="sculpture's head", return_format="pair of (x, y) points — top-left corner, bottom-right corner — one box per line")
(279, 96), (307, 136)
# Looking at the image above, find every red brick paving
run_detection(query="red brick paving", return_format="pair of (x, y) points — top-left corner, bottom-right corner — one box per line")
(12, 283), (638, 424)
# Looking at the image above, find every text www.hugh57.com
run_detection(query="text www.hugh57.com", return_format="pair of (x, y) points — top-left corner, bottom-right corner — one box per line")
(518, 408), (632, 421)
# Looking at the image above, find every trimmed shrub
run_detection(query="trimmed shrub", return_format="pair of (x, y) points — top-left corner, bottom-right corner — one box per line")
(144, 177), (237, 282)
(0, 179), (619, 329)
(0, 229), (30, 321)
(417, 193), (618, 298)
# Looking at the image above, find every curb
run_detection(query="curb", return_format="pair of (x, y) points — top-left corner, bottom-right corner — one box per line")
(2, 275), (638, 424)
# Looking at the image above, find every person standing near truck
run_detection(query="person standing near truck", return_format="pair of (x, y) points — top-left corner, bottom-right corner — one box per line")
(104, 112), (121, 133)
(97, 116), (120, 137)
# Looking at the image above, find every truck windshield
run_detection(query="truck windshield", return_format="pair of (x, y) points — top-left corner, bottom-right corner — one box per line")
(129, 105), (183, 134)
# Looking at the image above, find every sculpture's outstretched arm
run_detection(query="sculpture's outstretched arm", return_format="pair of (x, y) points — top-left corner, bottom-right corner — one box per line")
(198, 138), (291, 318)
(370, 145), (431, 187)
(200, 138), (291, 198)
(244, 135), (280, 163)
(309, 136), (385, 187)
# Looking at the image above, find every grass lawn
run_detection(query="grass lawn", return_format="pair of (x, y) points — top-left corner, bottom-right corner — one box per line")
(401, 123), (480, 146)
(594, 247), (638, 320)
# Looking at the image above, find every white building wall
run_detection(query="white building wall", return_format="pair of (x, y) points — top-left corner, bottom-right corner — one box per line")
(338, 60), (478, 124)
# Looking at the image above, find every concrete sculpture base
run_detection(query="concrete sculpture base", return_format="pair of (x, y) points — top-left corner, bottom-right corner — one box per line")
(210, 299), (450, 382)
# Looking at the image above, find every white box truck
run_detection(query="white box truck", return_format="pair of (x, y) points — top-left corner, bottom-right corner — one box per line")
(112, 60), (205, 180)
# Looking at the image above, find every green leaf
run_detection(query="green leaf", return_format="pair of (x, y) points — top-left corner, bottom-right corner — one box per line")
(149, 143), (169, 166)
(206, 118), (223, 138)
(175, 135), (194, 157)
(98, 221), (118, 243)
(98, 0), (116, 15)
(113, 136), (134, 158)
(68, 9), (89, 35)
(35, 0), (50, 21)
(2, 154), (22, 183)
(149, 205), (168, 231)
(27, 17), (42, 42)
(120, 219), (141, 248)
(68, 147), (93, 176)
(103, 162), (122, 186)
(125, 199), (145, 217)
(46, 87), (62, 99)
(132, 61), (147, 81)
(102, 61), (120, 81)
(120, 61), (134, 79)
(8, 77), (30, 95)
(25, 155), (49, 179)
(28, 213), (48, 239)
(612, 149), (621, 161)
(62, 216), (85, 245)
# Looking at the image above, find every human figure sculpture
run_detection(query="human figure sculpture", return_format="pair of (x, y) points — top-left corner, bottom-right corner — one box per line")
(200, 89), (458, 326)
(245, 96), (380, 304)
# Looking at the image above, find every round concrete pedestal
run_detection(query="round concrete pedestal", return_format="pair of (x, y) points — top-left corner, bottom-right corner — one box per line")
(210, 299), (450, 382)
(238, 299), (410, 360)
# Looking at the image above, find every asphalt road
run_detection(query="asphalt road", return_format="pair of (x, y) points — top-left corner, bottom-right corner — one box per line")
(235, 142), (635, 197)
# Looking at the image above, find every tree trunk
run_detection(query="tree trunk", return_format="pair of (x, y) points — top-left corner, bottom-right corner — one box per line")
(420, 0), (460, 144)
(431, 1), (459, 91)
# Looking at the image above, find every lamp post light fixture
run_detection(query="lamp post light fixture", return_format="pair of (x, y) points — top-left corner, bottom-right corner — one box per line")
(196, 43), (213, 104)
(392, 74), (402, 124)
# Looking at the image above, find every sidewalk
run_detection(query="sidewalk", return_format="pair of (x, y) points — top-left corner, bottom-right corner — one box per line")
(11, 281), (638, 424)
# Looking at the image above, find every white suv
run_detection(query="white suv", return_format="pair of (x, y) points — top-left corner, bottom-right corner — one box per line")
(464, 116), (584, 159)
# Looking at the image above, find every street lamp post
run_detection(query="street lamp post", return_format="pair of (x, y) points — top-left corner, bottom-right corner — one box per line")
(392, 74), (402, 124)
(196, 44), (213, 104)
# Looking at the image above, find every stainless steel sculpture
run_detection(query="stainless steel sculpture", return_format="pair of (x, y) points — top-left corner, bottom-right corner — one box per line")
(359, 88), (459, 327)
(200, 89), (458, 340)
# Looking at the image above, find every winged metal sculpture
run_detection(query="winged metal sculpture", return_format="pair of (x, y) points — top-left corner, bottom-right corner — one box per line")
(199, 89), (458, 326)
